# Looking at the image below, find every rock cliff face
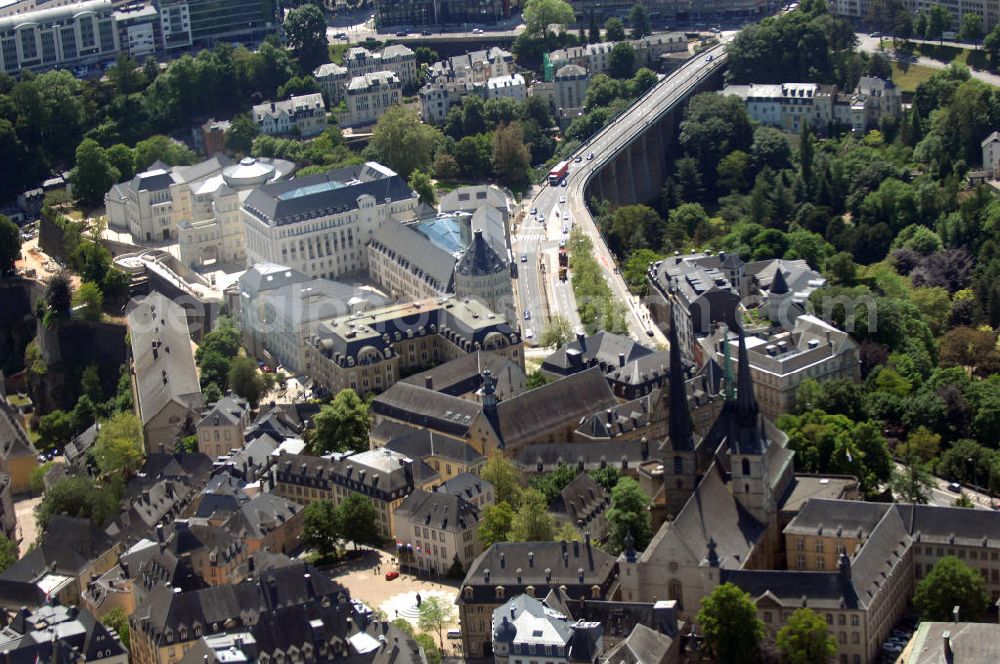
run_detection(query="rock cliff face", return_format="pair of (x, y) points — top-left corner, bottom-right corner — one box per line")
(33, 315), (128, 413)
(0, 278), (43, 378)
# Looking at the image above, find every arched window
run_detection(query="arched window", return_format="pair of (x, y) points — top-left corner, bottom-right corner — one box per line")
(741, 458), (751, 476)
(674, 456), (683, 475)
(667, 578), (683, 608)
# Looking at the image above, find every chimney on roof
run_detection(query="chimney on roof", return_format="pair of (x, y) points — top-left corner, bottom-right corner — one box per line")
(943, 631), (952, 660)
(576, 331), (586, 350)
(618, 352), (625, 367)
(953, 605), (960, 623)
(424, 376), (433, 390)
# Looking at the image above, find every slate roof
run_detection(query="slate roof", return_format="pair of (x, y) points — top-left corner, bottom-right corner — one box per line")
(603, 623), (678, 664)
(380, 423), (483, 464)
(394, 488), (480, 533)
(0, 400), (37, 462)
(238, 263), (309, 298)
(0, 603), (128, 664)
(371, 383), (483, 437)
(512, 439), (652, 473)
(724, 568), (854, 609)
(575, 390), (659, 441)
(905, 621), (1000, 664)
(495, 368), (617, 448)
(242, 163), (415, 227)
(130, 562), (348, 648)
(397, 350), (525, 399)
(896, 503), (1000, 547)
(274, 451), (435, 502)
(198, 396), (249, 429)
(434, 472), (493, 504)
(129, 168), (177, 193)
(455, 228), (506, 276)
(369, 220), (456, 292)
(226, 492), (303, 541)
(541, 331), (656, 376)
(640, 463), (765, 569)
(552, 473), (609, 530)
(0, 516), (113, 582)
(64, 421), (99, 467)
(127, 292), (203, 427)
(460, 541), (617, 605)
(784, 499), (890, 538)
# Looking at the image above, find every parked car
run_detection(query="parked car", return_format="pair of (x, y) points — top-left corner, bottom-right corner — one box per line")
(587, 152), (595, 160)
(530, 207), (537, 215)
(524, 310), (531, 320)
(385, 571), (399, 580)
(520, 253), (527, 262)
(559, 196), (565, 203)
(472, 27), (483, 34)
(948, 482), (962, 492)
(574, 156), (582, 162)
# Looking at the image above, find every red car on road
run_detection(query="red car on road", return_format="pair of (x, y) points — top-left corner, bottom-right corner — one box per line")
(385, 571), (399, 581)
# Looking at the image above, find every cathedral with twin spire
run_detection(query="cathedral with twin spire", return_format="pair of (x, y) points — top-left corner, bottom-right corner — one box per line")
(619, 306), (796, 616)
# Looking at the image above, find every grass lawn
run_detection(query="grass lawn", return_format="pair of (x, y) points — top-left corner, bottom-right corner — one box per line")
(891, 62), (939, 92)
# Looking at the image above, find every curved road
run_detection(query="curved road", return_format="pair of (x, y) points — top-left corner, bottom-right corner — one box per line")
(515, 43), (729, 346)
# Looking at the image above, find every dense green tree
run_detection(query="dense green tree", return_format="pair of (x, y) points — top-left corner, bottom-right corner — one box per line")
(338, 494), (382, 548)
(308, 389), (370, 454)
(45, 272), (73, 318)
(959, 12), (983, 43)
(716, 150), (751, 194)
(608, 42), (636, 79)
(35, 476), (120, 530)
(606, 477), (652, 554)
(522, 0), (575, 35)
(102, 607), (130, 650)
(606, 205), (661, 254)
(539, 315), (574, 348)
(72, 281), (104, 321)
(80, 365), (104, 404)
(529, 464), (580, 502)
(417, 596), (454, 650)
(481, 455), (523, 508)
(776, 607), (837, 664)
(301, 499), (342, 559)
(37, 410), (74, 451)
(366, 106), (442, 178)
(750, 126), (792, 171)
(604, 17), (626, 41)
(198, 351), (232, 392)
(479, 501), (516, 546)
(679, 93), (753, 191)
(72, 140), (119, 207)
(628, 3), (652, 38)
(93, 412), (145, 478)
(914, 556), (988, 620)
(891, 455), (935, 503)
(509, 489), (557, 541)
(622, 248), (663, 295)
(926, 4), (952, 42)
(492, 122), (532, 189)
(0, 216), (19, 276)
(133, 135), (195, 170)
(0, 534), (16, 574)
(697, 583), (764, 664)
(227, 356), (267, 408)
(225, 115), (259, 156)
(284, 4), (328, 68)
(589, 11), (601, 43)
(408, 169), (436, 206)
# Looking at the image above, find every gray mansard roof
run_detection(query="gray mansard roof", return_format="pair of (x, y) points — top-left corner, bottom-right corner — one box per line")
(369, 221), (456, 292)
(242, 163), (415, 227)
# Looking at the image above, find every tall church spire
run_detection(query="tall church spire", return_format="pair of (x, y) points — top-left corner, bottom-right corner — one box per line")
(667, 305), (695, 451)
(722, 325), (734, 402)
(734, 328), (766, 454)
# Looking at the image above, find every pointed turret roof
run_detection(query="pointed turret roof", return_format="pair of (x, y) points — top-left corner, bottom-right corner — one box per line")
(733, 329), (767, 454)
(770, 267), (789, 295)
(455, 228), (506, 276)
(667, 306), (695, 452)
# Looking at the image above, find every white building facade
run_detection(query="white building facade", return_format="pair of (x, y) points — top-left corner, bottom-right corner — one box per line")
(240, 162), (419, 280)
(252, 93), (327, 137)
